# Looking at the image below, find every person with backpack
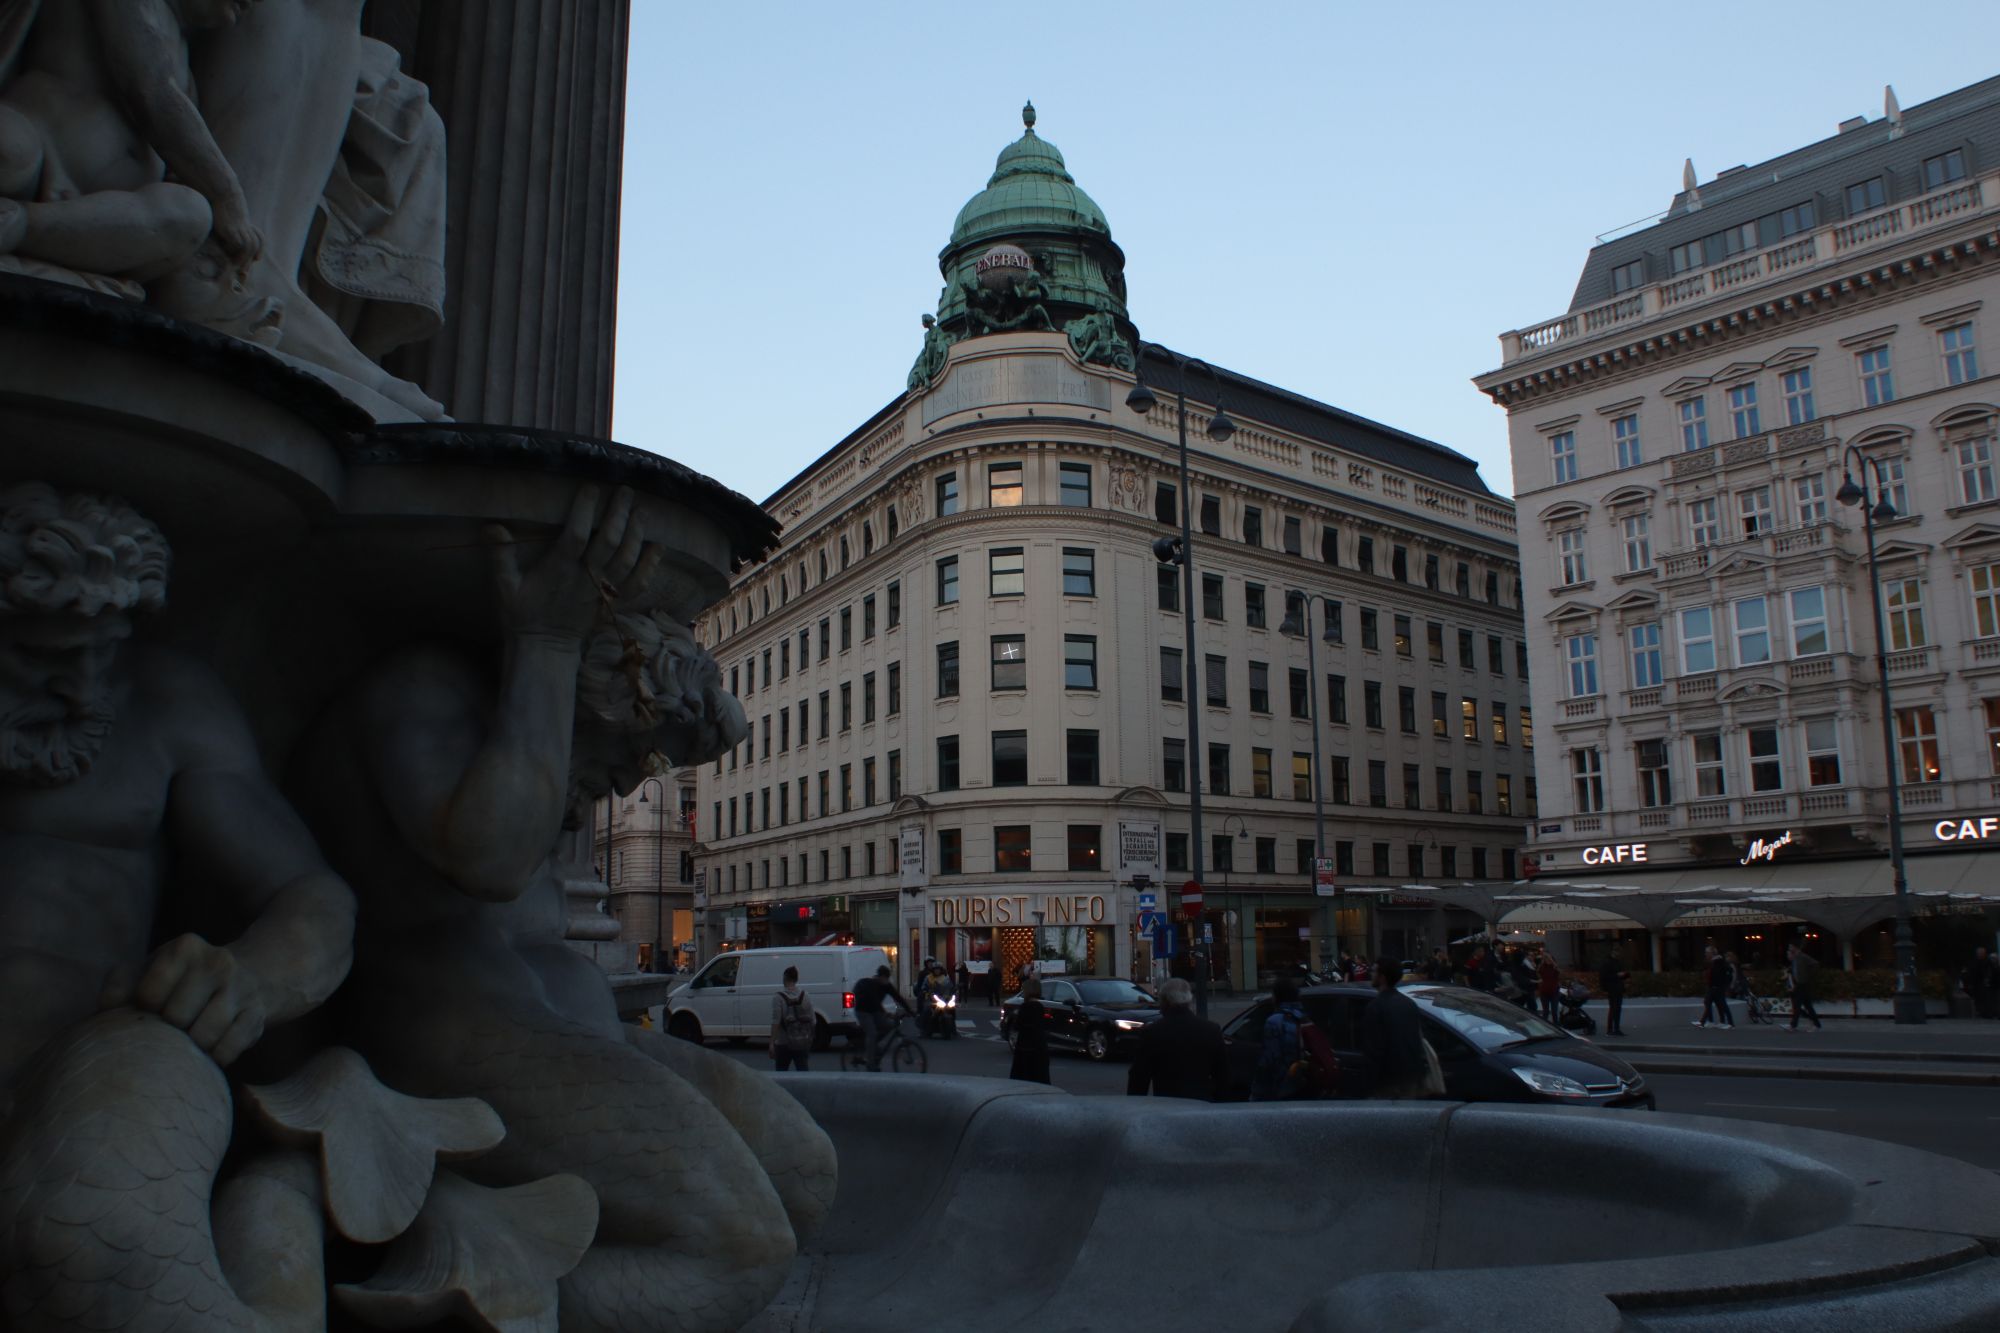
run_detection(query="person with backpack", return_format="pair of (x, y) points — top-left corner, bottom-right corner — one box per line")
(1361, 955), (1434, 1099)
(1250, 977), (1311, 1100)
(768, 965), (818, 1071)
(1126, 977), (1229, 1101)
(1786, 941), (1823, 1032)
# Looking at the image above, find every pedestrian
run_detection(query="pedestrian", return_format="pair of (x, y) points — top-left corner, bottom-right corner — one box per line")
(1786, 941), (1823, 1031)
(1424, 947), (1453, 982)
(1468, 946), (1500, 994)
(1536, 953), (1561, 1020)
(1598, 953), (1629, 1036)
(956, 960), (972, 1000)
(1361, 955), (1437, 1099)
(769, 965), (817, 1071)
(1009, 974), (1051, 1084)
(1507, 949), (1538, 1009)
(984, 961), (1002, 1007)
(1250, 977), (1310, 1101)
(1695, 946), (1735, 1028)
(1127, 977), (1228, 1101)
(852, 964), (909, 1071)
(1961, 946), (1998, 1020)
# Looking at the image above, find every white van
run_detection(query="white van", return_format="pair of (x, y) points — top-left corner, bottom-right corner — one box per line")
(666, 946), (892, 1050)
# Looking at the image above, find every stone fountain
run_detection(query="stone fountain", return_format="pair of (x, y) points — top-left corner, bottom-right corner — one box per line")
(0, 5), (1994, 1333)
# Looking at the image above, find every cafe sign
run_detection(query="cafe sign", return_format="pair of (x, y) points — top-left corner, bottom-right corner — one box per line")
(1581, 843), (1648, 865)
(930, 893), (1110, 928)
(1935, 816), (2000, 841)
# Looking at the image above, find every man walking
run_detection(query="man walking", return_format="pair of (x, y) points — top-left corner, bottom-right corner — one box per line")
(1127, 978), (1228, 1101)
(1250, 977), (1309, 1101)
(1695, 946), (1734, 1028)
(769, 965), (817, 1071)
(1361, 956), (1434, 1099)
(1787, 941), (1823, 1032)
(1963, 946), (1998, 1020)
(1598, 952), (1629, 1037)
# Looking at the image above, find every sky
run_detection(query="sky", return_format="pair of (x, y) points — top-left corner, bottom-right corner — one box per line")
(611, 2), (2000, 506)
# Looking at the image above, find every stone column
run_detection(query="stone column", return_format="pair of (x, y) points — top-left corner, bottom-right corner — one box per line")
(365, 0), (629, 435)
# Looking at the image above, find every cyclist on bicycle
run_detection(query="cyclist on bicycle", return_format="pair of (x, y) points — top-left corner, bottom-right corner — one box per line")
(853, 965), (913, 1071)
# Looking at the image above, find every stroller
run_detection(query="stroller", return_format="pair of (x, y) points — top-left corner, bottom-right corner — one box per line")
(1554, 979), (1597, 1035)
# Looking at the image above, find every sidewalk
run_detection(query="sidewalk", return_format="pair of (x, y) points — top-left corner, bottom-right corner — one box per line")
(1593, 997), (2000, 1086)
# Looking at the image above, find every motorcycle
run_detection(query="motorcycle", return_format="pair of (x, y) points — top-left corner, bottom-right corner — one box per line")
(923, 988), (959, 1040)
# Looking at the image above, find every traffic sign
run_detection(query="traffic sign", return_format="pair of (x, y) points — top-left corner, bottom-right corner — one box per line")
(1136, 909), (1162, 934)
(1137, 892), (1157, 911)
(1180, 879), (1204, 918)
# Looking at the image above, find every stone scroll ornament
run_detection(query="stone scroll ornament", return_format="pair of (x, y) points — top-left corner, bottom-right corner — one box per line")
(0, 0), (446, 419)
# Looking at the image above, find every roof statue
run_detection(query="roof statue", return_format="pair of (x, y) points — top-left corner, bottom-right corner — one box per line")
(1886, 84), (1904, 137)
(1681, 157), (1703, 211)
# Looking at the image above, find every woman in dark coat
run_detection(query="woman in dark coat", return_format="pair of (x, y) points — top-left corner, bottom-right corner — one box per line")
(1009, 974), (1052, 1084)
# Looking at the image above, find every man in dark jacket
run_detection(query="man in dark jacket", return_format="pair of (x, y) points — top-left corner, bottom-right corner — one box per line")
(1127, 977), (1227, 1101)
(1597, 953), (1629, 1036)
(1695, 946), (1735, 1028)
(1360, 956), (1432, 1099)
(1786, 941), (1823, 1031)
(1467, 947), (1500, 993)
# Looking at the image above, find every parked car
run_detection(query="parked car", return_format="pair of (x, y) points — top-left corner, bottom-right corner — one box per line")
(1000, 976), (1161, 1061)
(1218, 983), (1654, 1108)
(666, 945), (891, 1050)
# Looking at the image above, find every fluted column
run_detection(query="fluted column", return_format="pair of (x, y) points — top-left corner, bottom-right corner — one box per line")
(366, 0), (628, 434)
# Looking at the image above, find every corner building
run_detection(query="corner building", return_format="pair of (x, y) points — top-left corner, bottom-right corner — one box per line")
(1476, 77), (2000, 972)
(698, 109), (1527, 992)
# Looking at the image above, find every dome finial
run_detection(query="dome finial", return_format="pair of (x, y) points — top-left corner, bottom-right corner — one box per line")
(1022, 100), (1036, 132)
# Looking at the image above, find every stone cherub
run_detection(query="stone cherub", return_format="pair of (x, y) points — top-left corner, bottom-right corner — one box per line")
(0, 481), (358, 1329)
(291, 486), (834, 1333)
(0, 0), (265, 289)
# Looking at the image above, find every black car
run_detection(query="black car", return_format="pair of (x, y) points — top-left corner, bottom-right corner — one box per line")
(1219, 983), (1654, 1108)
(1000, 977), (1161, 1061)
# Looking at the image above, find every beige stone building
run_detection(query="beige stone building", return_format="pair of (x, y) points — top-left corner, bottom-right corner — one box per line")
(1475, 77), (2000, 972)
(695, 110), (1527, 993)
(590, 766), (700, 971)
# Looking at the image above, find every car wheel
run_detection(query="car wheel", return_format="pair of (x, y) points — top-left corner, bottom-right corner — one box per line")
(1084, 1027), (1110, 1061)
(812, 1017), (832, 1052)
(667, 1013), (703, 1045)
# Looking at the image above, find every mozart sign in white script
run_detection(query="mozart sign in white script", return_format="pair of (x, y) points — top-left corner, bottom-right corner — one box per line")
(1935, 816), (2000, 841)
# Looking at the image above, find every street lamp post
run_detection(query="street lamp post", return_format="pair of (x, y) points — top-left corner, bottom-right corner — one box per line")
(636, 777), (666, 972)
(1127, 344), (1235, 1019)
(1281, 590), (1341, 961)
(1837, 449), (1925, 1025)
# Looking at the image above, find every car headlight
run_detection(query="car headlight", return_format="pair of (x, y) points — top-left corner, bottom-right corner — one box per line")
(1510, 1067), (1593, 1099)
(1113, 1019), (1144, 1031)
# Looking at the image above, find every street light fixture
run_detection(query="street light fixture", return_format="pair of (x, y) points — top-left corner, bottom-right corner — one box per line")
(1836, 447), (1925, 1025)
(636, 776), (667, 972)
(1280, 590), (1341, 959)
(1128, 342), (1232, 1018)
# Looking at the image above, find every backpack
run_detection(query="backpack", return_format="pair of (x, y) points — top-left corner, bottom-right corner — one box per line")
(778, 990), (815, 1046)
(1295, 1020), (1342, 1098)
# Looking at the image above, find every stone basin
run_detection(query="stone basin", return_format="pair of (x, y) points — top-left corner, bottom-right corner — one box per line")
(758, 1076), (2000, 1333)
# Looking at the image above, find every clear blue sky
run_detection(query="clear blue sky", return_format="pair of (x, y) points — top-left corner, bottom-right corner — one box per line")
(612, 2), (1997, 505)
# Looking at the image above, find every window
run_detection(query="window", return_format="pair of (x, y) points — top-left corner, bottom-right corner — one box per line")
(1789, 587), (1828, 656)
(1732, 596), (1771, 666)
(1972, 563), (2000, 638)
(1490, 702), (1507, 746)
(1206, 654), (1228, 707)
(1199, 495), (1221, 536)
(1157, 565), (1179, 611)
(1163, 737), (1186, 791)
(886, 581), (901, 628)
(1431, 691), (1448, 737)
(780, 641), (790, 680)
(936, 471), (960, 516)
(992, 731), (1028, 786)
(1895, 706), (1939, 784)
(1324, 599), (1343, 643)
(1956, 437), (1996, 505)
(1611, 258), (1645, 294)
(1636, 738), (1672, 807)
(1211, 835), (1234, 875)
(1067, 825), (1101, 871)
(1565, 632), (1598, 697)
(1859, 346), (1894, 406)
(862, 522), (874, 556)
(1364, 681), (1383, 729)
(1884, 578), (1927, 650)
(1296, 838), (1315, 875)
(862, 757), (876, 805)
(1738, 486), (1773, 537)
(1679, 607), (1716, 674)
(1460, 697), (1477, 741)
(887, 662), (902, 715)
(1059, 462), (1091, 507)
(1248, 661), (1271, 713)
(995, 825), (1031, 872)
(1357, 537), (1374, 574)
(1393, 614), (1412, 656)
(1693, 732), (1725, 796)
(1923, 148), (1967, 191)
(1459, 628), (1475, 669)
(1558, 529), (1588, 585)
(1245, 582), (1266, 628)
(1242, 505), (1263, 547)
(839, 763), (851, 810)
(1880, 455), (1910, 516)
(1794, 473), (1828, 526)
(1465, 769), (1484, 814)
(1368, 760), (1388, 808)
(1155, 482), (1177, 525)
(863, 594), (876, 640)
(1327, 675), (1347, 724)
(989, 463), (1023, 507)
(1679, 397), (1709, 451)
(1067, 729), (1099, 785)
(817, 690), (830, 739)
(1428, 622), (1445, 663)
(1063, 636), (1097, 689)
(1435, 766), (1452, 812)
(1630, 622), (1663, 687)
(1746, 726), (1782, 792)
(838, 684), (851, 730)
(1496, 775), (1512, 816)
(1777, 199), (1816, 237)
(818, 618), (831, 661)
(839, 536), (850, 570)
(779, 707), (790, 752)
(860, 672), (876, 724)
(1292, 753), (1313, 802)
(1727, 382), (1761, 438)
(1845, 177), (1885, 215)
(936, 641), (959, 697)
(1166, 833), (1188, 872)
(1687, 496), (1721, 546)
(989, 548), (1024, 596)
(1202, 574), (1225, 620)
(1806, 718), (1842, 787)
(1321, 525), (1340, 564)
(937, 735), (960, 790)
(1331, 757), (1351, 804)
(1550, 431), (1577, 484)
(1209, 744), (1231, 796)
(1989, 701), (2000, 776)
(1392, 546), (1409, 582)
(1252, 748), (1273, 798)
(1160, 646), (1184, 701)
(939, 829), (962, 875)
(1622, 513), (1651, 572)
(886, 508), (898, 543)
(937, 556), (959, 604)
(1398, 686), (1417, 734)
(1613, 413), (1642, 468)
(1361, 608), (1379, 651)
(1062, 548), (1096, 596)
(1782, 366), (1815, 424)
(991, 634), (1027, 690)
(1571, 747), (1604, 813)
(1289, 668), (1309, 719)
(1283, 517), (1302, 555)
(1942, 323), (1980, 386)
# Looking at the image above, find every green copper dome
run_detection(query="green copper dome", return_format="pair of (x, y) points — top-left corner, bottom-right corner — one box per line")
(949, 106), (1111, 249)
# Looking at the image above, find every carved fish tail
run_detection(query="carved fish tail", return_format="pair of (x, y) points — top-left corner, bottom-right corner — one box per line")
(0, 1011), (279, 1333)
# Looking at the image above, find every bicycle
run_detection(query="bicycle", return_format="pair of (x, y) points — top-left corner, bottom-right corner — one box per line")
(838, 1013), (928, 1073)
